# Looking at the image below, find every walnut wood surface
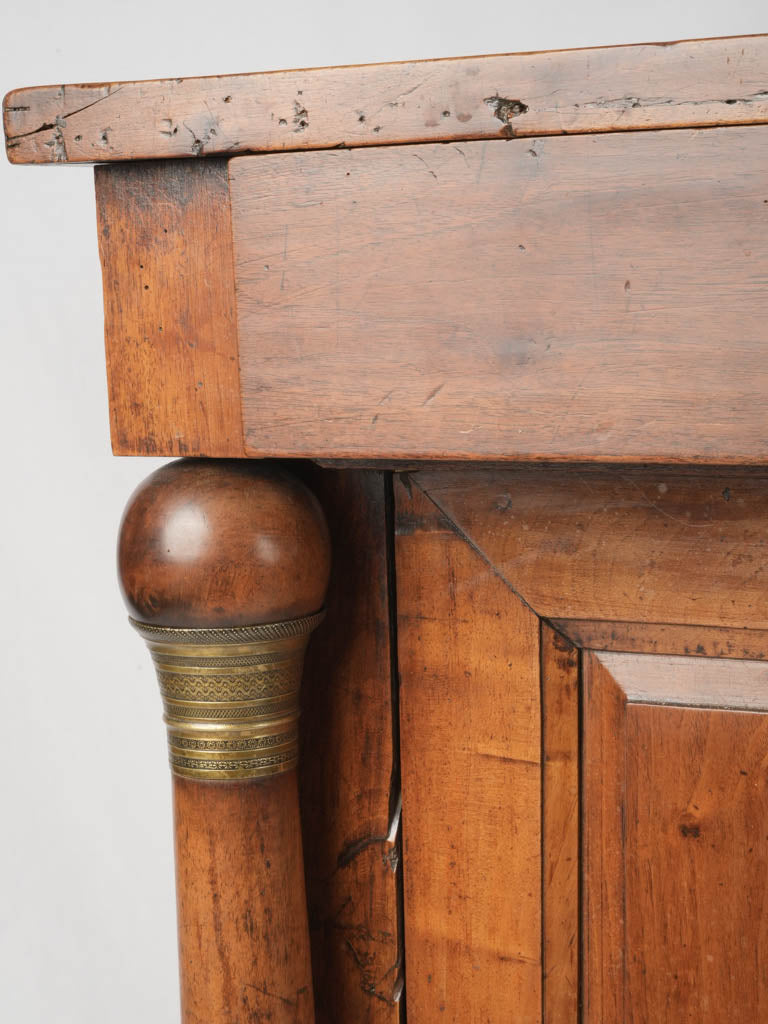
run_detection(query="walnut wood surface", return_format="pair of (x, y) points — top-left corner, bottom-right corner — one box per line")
(119, 458), (331, 1023)
(174, 775), (314, 1023)
(583, 651), (768, 1023)
(118, 459), (330, 627)
(95, 160), (244, 458)
(554, 620), (768, 661)
(394, 477), (541, 1022)
(231, 126), (768, 462)
(541, 623), (579, 1023)
(407, 467), (768, 1023)
(413, 466), (768, 628)
(298, 468), (401, 1022)
(5, 35), (768, 164)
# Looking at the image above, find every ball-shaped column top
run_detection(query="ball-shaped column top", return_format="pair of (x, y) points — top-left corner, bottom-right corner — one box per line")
(118, 460), (331, 627)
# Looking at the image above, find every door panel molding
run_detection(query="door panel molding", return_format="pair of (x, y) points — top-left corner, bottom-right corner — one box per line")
(396, 466), (768, 1023)
(414, 466), (768, 631)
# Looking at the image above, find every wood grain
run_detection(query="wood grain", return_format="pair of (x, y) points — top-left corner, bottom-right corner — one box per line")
(541, 623), (579, 1023)
(174, 775), (314, 1023)
(6, 35), (768, 164)
(118, 459), (330, 627)
(394, 476), (541, 1022)
(554, 620), (768, 661)
(583, 651), (768, 1023)
(231, 126), (768, 462)
(95, 159), (244, 458)
(119, 459), (331, 1023)
(596, 649), (768, 711)
(298, 468), (401, 1023)
(413, 467), (768, 629)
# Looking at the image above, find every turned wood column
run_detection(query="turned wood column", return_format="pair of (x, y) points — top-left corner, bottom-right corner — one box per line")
(118, 459), (330, 1023)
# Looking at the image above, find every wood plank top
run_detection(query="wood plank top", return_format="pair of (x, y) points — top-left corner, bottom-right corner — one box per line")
(5, 34), (768, 164)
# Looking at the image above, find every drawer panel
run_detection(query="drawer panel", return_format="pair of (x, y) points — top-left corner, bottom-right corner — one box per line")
(230, 126), (768, 461)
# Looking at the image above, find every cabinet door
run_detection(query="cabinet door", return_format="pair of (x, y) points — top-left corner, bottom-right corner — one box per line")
(394, 467), (768, 1024)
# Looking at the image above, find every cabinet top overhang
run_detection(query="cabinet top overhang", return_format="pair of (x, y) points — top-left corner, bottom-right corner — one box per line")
(5, 33), (768, 165)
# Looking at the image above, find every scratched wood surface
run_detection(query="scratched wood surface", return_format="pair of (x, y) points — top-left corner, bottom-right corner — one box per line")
(95, 159), (244, 457)
(554, 620), (768, 661)
(583, 651), (768, 1023)
(298, 468), (401, 1023)
(5, 35), (768, 164)
(412, 466), (768, 628)
(174, 775), (315, 1023)
(231, 126), (768, 462)
(394, 476), (542, 1022)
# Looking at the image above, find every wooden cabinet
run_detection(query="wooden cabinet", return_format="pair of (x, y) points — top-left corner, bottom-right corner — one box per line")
(6, 31), (768, 1024)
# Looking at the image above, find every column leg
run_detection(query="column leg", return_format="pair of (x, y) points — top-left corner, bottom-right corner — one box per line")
(118, 459), (331, 1023)
(173, 775), (312, 1020)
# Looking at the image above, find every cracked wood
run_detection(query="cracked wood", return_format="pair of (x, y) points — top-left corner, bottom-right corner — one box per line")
(298, 468), (401, 1023)
(5, 34), (768, 164)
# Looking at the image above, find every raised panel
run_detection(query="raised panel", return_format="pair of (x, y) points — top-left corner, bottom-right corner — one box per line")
(583, 651), (768, 1024)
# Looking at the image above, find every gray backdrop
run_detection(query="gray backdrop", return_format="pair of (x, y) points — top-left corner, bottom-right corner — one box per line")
(1, 2), (764, 1019)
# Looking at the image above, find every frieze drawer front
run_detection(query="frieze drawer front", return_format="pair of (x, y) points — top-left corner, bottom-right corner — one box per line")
(92, 125), (768, 465)
(229, 127), (768, 462)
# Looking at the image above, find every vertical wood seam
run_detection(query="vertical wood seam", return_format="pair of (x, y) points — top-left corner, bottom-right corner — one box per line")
(540, 619), (546, 1024)
(222, 157), (246, 454)
(541, 621), (581, 1024)
(577, 645), (584, 1024)
(385, 472), (407, 1022)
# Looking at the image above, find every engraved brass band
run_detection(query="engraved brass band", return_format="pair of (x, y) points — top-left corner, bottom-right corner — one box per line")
(130, 612), (324, 781)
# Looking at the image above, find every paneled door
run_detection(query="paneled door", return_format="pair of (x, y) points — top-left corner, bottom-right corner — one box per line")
(395, 466), (768, 1023)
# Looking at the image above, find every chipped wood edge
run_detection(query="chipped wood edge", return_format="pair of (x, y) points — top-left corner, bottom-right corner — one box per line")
(5, 33), (768, 164)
